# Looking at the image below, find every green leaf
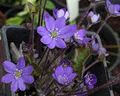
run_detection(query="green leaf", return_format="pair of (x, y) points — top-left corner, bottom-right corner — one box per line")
(17, 11), (28, 16)
(73, 47), (90, 79)
(7, 17), (24, 25)
(32, 63), (42, 76)
(27, 2), (36, 13)
(26, 51), (42, 76)
(46, 0), (55, 10)
(70, 20), (76, 25)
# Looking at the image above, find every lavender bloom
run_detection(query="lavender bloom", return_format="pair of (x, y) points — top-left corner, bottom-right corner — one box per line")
(52, 65), (77, 86)
(87, 11), (100, 23)
(59, 59), (72, 67)
(99, 47), (109, 57)
(92, 39), (100, 52)
(22, 43), (32, 53)
(37, 13), (76, 49)
(91, 36), (100, 53)
(74, 29), (90, 45)
(1, 57), (34, 92)
(84, 73), (97, 88)
(53, 8), (70, 19)
(106, 0), (120, 16)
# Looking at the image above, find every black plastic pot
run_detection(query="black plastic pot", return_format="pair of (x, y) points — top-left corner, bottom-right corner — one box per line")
(0, 25), (35, 96)
(0, 25), (114, 96)
(92, 1), (120, 70)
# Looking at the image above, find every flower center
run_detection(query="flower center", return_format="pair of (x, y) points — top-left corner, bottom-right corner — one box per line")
(74, 33), (83, 40)
(15, 71), (21, 77)
(51, 31), (57, 38)
(22, 44), (32, 53)
(14, 69), (22, 79)
(63, 74), (69, 85)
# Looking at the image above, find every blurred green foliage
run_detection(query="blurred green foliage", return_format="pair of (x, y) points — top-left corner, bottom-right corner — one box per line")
(6, 0), (55, 25)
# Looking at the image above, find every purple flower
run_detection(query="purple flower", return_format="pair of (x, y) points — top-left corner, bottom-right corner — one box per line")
(52, 65), (77, 86)
(59, 59), (72, 67)
(53, 8), (70, 19)
(87, 11), (100, 23)
(37, 13), (76, 49)
(91, 36), (108, 56)
(91, 36), (100, 53)
(84, 73), (97, 88)
(74, 29), (90, 45)
(99, 47), (109, 57)
(106, 0), (120, 16)
(92, 40), (100, 52)
(1, 57), (34, 92)
(22, 43), (32, 53)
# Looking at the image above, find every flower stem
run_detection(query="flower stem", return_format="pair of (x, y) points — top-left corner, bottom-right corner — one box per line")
(69, 73), (120, 96)
(91, 14), (111, 42)
(67, 80), (84, 95)
(38, 0), (43, 26)
(41, 48), (50, 78)
(29, 14), (35, 46)
(41, 0), (48, 25)
(46, 44), (72, 70)
(77, 3), (92, 28)
(44, 79), (54, 93)
(38, 47), (48, 65)
(83, 59), (99, 73)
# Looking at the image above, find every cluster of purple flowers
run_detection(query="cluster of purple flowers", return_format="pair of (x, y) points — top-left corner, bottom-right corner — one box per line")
(2, 0), (117, 93)
(52, 60), (97, 89)
(37, 9), (90, 49)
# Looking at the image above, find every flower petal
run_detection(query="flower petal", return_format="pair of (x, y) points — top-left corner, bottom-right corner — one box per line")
(57, 9), (65, 18)
(63, 67), (72, 76)
(16, 57), (25, 70)
(22, 66), (33, 75)
(55, 66), (64, 76)
(56, 38), (66, 48)
(37, 26), (50, 36)
(87, 84), (94, 89)
(22, 75), (34, 84)
(44, 13), (55, 31)
(3, 61), (16, 73)
(1, 74), (14, 83)
(11, 79), (18, 92)
(18, 78), (26, 91)
(53, 8), (58, 18)
(83, 37), (90, 44)
(64, 11), (70, 19)
(91, 15), (99, 23)
(68, 73), (77, 82)
(59, 24), (76, 39)
(52, 73), (57, 80)
(57, 75), (65, 85)
(41, 35), (52, 44)
(88, 11), (94, 17)
(92, 43), (100, 52)
(47, 39), (56, 49)
(78, 29), (86, 38)
(55, 17), (65, 29)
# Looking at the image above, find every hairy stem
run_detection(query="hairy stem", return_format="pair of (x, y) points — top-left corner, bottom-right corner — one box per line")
(38, 47), (48, 65)
(38, 0), (43, 26)
(91, 14), (111, 42)
(77, 3), (92, 28)
(41, 0), (48, 25)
